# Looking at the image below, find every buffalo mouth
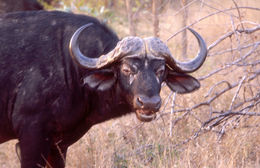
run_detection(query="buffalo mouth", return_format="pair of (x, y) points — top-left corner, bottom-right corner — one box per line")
(135, 109), (157, 122)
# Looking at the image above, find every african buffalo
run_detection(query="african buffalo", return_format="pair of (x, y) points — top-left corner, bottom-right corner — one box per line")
(0, 10), (207, 168)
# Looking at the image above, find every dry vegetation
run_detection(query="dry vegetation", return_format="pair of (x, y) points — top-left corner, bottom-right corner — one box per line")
(0, 0), (260, 167)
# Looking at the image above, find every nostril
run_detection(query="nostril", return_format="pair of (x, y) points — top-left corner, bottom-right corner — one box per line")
(155, 99), (162, 110)
(137, 97), (144, 107)
(135, 95), (161, 110)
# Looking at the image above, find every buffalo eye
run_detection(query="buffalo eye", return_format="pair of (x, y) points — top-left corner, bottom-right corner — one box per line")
(121, 64), (138, 76)
(156, 66), (165, 78)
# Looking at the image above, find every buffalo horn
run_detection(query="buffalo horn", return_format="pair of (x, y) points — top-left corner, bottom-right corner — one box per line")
(146, 28), (207, 73)
(69, 24), (144, 69)
(168, 28), (207, 73)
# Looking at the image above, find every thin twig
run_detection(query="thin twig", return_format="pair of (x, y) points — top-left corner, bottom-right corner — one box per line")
(166, 7), (260, 42)
(229, 75), (247, 111)
(169, 93), (176, 137)
(208, 25), (260, 51)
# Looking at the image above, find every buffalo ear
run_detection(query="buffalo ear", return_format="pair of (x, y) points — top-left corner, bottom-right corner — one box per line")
(84, 69), (116, 91)
(165, 71), (200, 94)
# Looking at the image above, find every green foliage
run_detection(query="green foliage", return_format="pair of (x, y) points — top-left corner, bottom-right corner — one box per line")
(42, 0), (116, 21)
(113, 152), (128, 168)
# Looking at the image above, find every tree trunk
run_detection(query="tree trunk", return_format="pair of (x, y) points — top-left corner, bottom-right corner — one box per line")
(152, 0), (160, 37)
(125, 0), (136, 36)
(181, 0), (188, 59)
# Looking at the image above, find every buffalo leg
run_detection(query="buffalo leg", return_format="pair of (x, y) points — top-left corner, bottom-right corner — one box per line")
(18, 127), (51, 168)
(46, 145), (67, 168)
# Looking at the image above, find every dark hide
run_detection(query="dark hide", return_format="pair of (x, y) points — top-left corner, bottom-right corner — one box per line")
(0, 10), (120, 168)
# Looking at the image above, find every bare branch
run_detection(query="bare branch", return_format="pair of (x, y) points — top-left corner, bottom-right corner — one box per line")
(229, 75), (247, 111)
(208, 25), (260, 51)
(166, 7), (260, 42)
(208, 42), (259, 57)
(169, 93), (176, 137)
(205, 80), (232, 98)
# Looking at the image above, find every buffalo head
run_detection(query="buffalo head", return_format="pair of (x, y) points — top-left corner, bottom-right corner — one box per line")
(69, 23), (207, 122)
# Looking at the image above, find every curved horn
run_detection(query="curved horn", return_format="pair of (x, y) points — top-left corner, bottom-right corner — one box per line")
(69, 24), (144, 69)
(145, 28), (207, 73)
(173, 28), (208, 73)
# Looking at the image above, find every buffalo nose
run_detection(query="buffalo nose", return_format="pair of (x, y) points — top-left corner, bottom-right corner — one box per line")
(135, 95), (161, 111)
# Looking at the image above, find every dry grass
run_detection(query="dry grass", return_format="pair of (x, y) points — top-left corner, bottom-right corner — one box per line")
(0, 0), (260, 167)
